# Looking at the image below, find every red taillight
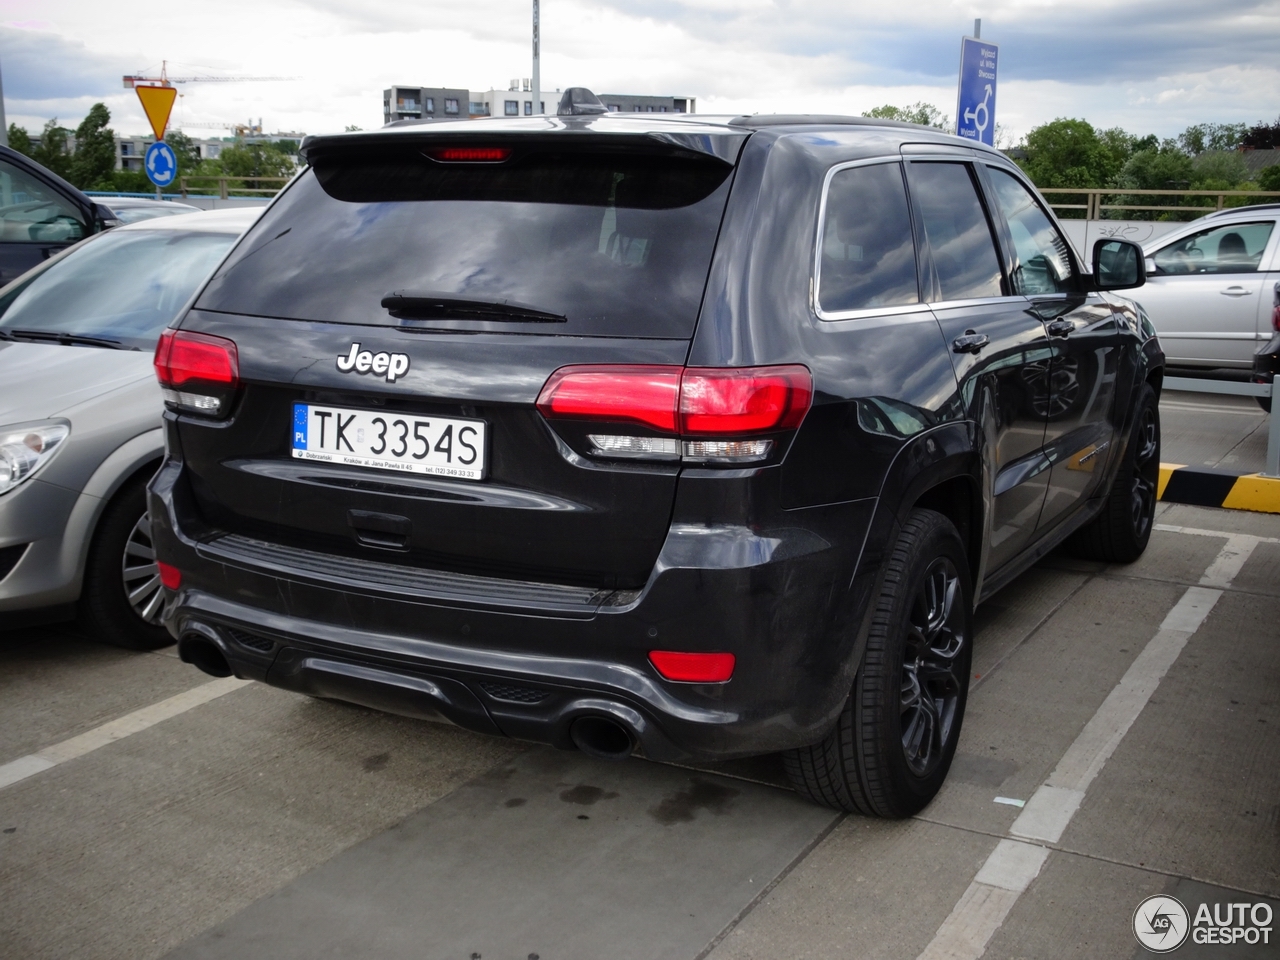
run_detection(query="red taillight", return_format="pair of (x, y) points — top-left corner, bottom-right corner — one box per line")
(156, 561), (182, 590)
(536, 365), (682, 433)
(429, 147), (512, 162)
(536, 364), (812, 436)
(155, 329), (239, 388)
(648, 651), (736, 683)
(680, 365), (812, 435)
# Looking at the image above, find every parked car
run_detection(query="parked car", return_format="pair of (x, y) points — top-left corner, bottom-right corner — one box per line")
(95, 197), (202, 224)
(0, 207), (259, 648)
(0, 144), (122, 287)
(1135, 204), (1280, 370)
(149, 97), (1161, 817)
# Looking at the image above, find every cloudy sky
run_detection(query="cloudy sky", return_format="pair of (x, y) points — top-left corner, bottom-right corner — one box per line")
(3, 0), (1278, 143)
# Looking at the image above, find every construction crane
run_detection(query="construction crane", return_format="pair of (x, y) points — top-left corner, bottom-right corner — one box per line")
(123, 61), (295, 88)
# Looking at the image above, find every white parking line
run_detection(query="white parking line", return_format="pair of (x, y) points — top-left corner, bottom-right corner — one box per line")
(0, 676), (250, 791)
(916, 532), (1253, 960)
(1155, 523), (1280, 545)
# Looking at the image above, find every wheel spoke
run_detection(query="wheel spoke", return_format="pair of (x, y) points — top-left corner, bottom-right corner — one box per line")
(124, 540), (155, 562)
(138, 583), (166, 622)
(128, 574), (162, 605)
(122, 562), (158, 583)
(899, 555), (968, 778)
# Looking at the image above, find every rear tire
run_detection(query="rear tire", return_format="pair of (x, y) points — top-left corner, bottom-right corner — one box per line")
(78, 473), (174, 651)
(1068, 382), (1160, 564)
(784, 509), (972, 817)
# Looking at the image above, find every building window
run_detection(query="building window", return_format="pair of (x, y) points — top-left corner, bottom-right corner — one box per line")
(444, 98), (459, 115)
(659, 106), (667, 112)
(646, 106), (655, 112)
(470, 102), (489, 116)
(634, 106), (642, 112)
(540, 102), (545, 114)
(505, 100), (519, 116)
(425, 97), (435, 113)
(608, 104), (620, 112)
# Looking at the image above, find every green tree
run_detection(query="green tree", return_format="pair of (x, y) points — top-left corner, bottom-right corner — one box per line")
(31, 119), (73, 180)
(863, 102), (947, 130)
(164, 131), (203, 175)
(70, 103), (116, 190)
(1190, 151), (1249, 188)
(7, 124), (32, 157)
(1256, 164), (1280, 192)
(215, 142), (295, 193)
(1020, 118), (1123, 189)
(1178, 122), (1247, 155)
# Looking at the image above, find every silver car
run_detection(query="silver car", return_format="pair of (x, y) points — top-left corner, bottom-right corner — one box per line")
(0, 207), (257, 648)
(1136, 204), (1280, 369)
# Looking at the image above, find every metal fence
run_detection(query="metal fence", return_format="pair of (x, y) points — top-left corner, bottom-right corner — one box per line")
(1042, 188), (1280, 220)
(178, 176), (291, 199)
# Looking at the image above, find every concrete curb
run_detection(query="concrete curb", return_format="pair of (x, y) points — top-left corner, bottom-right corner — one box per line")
(1158, 463), (1280, 514)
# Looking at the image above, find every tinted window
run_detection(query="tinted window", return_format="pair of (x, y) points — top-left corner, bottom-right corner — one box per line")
(1153, 221), (1274, 275)
(987, 168), (1075, 295)
(0, 159), (86, 244)
(0, 229), (237, 350)
(908, 162), (1003, 301)
(197, 150), (734, 339)
(817, 162), (918, 315)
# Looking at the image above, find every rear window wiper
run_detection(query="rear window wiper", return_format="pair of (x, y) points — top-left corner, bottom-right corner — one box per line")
(8, 329), (125, 349)
(382, 292), (566, 324)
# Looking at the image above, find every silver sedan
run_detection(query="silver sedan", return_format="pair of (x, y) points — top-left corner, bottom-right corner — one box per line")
(0, 207), (258, 648)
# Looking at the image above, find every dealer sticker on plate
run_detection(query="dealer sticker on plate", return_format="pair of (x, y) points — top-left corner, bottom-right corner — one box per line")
(291, 403), (486, 480)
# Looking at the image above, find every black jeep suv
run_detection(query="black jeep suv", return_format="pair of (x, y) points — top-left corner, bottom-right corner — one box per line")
(149, 108), (1162, 817)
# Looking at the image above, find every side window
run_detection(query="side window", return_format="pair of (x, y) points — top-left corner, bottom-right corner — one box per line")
(817, 161), (919, 315)
(987, 167), (1075, 295)
(0, 160), (86, 244)
(907, 162), (1003, 301)
(1152, 222), (1274, 275)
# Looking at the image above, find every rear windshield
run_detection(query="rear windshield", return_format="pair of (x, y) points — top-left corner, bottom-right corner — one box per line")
(196, 147), (736, 339)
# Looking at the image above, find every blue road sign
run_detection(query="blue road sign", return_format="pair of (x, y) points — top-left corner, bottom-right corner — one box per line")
(145, 140), (177, 188)
(955, 36), (998, 146)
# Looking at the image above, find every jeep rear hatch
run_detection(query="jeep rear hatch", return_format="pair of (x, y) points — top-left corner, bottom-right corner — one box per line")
(175, 131), (747, 589)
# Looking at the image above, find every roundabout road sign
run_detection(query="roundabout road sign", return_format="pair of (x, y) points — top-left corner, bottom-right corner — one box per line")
(145, 140), (178, 188)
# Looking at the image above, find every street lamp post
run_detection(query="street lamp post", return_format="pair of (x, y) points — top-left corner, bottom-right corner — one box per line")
(532, 0), (541, 115)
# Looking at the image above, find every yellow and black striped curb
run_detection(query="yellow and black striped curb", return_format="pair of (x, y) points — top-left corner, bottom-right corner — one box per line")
(1158, 463), (1280, 514)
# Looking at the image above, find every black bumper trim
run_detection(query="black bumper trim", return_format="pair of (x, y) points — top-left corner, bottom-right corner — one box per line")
(197, 533), (635, 617)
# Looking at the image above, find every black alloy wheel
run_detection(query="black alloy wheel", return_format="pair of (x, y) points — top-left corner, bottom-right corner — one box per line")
(1068, 381), (1161, 564)
(900, 557), (966, 779)
(784, 509), (973, 818)
(1128, 401), (1159, 545)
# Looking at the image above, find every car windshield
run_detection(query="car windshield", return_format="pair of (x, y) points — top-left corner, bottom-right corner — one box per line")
(0, 228), (237, 350)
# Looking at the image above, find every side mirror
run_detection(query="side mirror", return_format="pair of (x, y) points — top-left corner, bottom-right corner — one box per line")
(1144, 257), (1157, 276)
(1092, 238), (1146, 291)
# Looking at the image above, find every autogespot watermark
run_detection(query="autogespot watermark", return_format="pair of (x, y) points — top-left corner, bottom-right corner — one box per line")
(1132, 894), (1274, 952)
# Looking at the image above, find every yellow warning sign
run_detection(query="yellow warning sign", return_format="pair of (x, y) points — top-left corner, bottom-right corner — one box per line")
(135, 85), (177, 142)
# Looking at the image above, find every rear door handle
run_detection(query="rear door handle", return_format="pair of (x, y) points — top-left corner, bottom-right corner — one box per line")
(1045, 319), (1074, 337)
(1221, 286), (1252, 297)
(951, 332), (989, 354)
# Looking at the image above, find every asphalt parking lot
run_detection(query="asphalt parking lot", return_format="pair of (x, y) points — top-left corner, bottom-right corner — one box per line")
(2, 395), (1277, 960)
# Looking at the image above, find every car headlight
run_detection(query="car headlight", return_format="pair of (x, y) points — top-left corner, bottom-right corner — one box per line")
(0, 422), (70, 495)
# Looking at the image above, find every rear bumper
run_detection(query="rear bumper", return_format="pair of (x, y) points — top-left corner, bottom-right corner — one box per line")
(149, 458), (877, 761)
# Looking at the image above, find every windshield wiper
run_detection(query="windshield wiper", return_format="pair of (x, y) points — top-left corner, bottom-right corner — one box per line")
(8, 329), (125, 349)
(382, 292), (566, 324)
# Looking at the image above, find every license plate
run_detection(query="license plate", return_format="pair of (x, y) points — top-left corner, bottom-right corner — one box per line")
(291, 403), (486, 480)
